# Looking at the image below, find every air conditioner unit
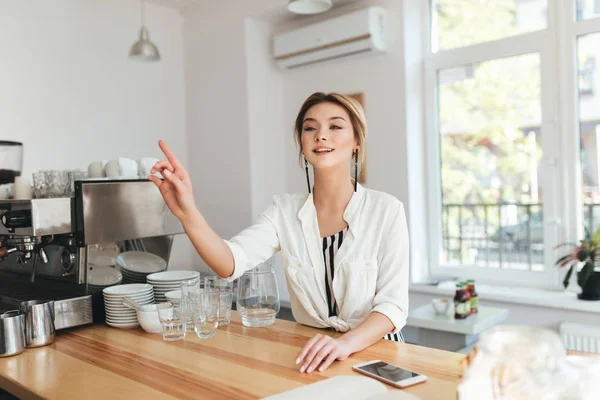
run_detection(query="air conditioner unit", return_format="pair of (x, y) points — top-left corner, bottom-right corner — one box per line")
(273, 6), (388, 69)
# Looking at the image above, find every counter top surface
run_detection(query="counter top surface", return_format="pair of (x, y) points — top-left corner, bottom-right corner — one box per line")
(0, 314), (467, 400)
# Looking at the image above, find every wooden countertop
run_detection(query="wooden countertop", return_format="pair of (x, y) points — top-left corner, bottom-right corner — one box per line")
(0, 314), (465, 400)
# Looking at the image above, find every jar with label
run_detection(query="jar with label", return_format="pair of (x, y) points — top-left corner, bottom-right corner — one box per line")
(466, 279), (478, 314)
(454, 282), (471, 319)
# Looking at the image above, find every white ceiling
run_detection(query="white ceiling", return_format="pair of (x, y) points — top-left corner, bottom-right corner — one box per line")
(145, 0), (199, 8)
(146, 0), (361, 22)
(257, 0), (362, 23)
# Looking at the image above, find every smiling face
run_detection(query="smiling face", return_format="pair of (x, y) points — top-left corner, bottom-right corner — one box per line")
(300, 102), (358, 171)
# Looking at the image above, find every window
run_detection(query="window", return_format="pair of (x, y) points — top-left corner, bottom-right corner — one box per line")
(579, 56), (595, 95)
(438, 54), (543, 272)
(579, 33), (600, 235)
(424, 0), (571, 288)
(431, 0), (548, 52)
(576, 0), (600, 21)
(423, 0), (600, 288)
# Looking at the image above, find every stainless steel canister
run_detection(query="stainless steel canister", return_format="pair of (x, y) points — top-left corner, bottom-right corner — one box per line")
(19, 300), (55, 347)
(0, 310), (25, 357)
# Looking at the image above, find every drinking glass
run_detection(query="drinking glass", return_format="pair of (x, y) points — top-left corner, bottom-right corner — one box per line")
(66, 169), (86, 196)
(32, 172), (48, 198)
(205, 276), (233, 326)
(156, 302), (186, 341)
(190, 285), (219, 339)
(180, 278), (200, 332)
(45, 170), (67, 197)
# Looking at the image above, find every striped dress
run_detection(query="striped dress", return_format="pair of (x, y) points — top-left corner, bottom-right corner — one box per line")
(322, 228), (404, 343)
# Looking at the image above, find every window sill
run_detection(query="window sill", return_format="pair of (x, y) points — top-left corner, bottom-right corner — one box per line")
(410, 282), (600, 314)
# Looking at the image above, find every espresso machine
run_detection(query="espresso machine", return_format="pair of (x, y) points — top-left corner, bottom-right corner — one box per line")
(0, 174), (184, 330)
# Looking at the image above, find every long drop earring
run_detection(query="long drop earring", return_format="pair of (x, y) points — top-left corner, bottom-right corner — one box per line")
(354, 149), (358, 192)
(304, 157), (312, 194)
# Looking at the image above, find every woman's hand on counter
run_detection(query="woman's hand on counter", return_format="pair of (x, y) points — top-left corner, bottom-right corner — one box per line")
(296, 334), (352, 373)
(295, 313), (397, 374)
(149, 140), (198, 222)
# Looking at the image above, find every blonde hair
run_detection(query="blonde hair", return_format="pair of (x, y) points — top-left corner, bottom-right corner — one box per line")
(294, 92), (367, 173)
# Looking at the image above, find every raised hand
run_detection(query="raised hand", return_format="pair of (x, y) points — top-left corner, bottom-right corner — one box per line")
(149, 140), (197, 222)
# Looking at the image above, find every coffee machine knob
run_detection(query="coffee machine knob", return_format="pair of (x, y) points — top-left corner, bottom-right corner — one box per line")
(1, 210), (31, 229)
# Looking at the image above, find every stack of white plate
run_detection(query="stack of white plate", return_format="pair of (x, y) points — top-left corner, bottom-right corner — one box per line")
(116, 251), (167, 284)
(102, 283), (155, 328)
(88, 266), (122, 293)
(147, 270), (200, 303)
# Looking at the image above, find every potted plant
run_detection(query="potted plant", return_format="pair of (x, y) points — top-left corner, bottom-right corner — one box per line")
(555, 228), (600, 300)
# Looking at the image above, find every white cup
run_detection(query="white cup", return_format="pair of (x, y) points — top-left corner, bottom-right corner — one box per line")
(87, 162), (106, 178)
(431, 298), (450, 315)
(13, 176), (32, 200)
(136, 304), (163, 334)
(138, 157), (161, 179)
(105, 158), (138, 179)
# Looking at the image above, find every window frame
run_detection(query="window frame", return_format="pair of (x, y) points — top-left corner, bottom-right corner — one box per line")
(422, 0), (577, 289)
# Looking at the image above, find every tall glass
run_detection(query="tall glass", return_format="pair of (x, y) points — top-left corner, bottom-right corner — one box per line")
(190, 279), (219, 339)
(180, 278), (199, 332)
(236, 260), (280, 327)
(205, 276), (233, 326)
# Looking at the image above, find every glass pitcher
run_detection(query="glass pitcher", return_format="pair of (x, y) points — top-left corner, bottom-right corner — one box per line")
(236, 258), (280, 327)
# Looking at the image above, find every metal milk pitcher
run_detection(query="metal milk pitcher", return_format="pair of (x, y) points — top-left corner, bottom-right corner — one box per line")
(19, 300), (55, 347)
(0, 311), (25, 357)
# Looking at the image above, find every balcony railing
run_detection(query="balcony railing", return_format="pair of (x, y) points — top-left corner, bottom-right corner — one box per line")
(442, 203), (543, 271)
(442, 203), (600, 271)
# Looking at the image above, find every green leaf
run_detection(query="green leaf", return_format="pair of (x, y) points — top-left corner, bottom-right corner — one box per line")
(553, 243), (578, 250)
(563, 264), (575, 288)
(593, 228), (600, 247)
(577, 261), (595, 288)
(555, 254), (573, 266)
(577, 247), (591, 262)
(584, 227), (592, 243)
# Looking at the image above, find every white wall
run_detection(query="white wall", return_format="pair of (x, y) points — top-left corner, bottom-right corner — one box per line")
(245, 19), (287, 220)
(0, 0), (192, 267)
(183, 5), (253, 274)
(279, 0), (408, 200)
(244, 18), (289, 300)
(183, 2), (293, 300)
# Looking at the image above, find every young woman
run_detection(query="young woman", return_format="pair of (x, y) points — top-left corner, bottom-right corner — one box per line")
(149, 92), (409, 374)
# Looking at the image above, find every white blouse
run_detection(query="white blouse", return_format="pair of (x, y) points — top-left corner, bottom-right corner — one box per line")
(224, 183), (410, 334)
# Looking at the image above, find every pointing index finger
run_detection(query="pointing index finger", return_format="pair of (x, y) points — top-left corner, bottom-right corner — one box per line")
(158, 140), (183, 170)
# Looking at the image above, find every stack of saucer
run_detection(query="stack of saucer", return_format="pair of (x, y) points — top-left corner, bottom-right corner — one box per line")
(88, 266), (122, 293)
(147, 270), (200, 303)
(116, 251), (167, 284)
(102, 284), (154, 329)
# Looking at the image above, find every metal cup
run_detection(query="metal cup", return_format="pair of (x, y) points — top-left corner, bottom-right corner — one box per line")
(0, 310), (26, 357)
(19, 300), (55, 347)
